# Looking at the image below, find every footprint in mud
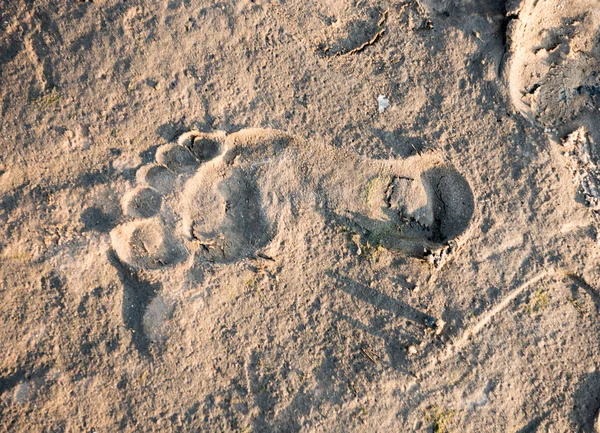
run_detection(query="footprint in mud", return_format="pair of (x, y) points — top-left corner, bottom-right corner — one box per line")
(507, 0), (600, 137)
(508, 0), (600, 207)
(322, 152), (475, 268)
(110, 128), (294, 270)
(111, 127), (474, 275)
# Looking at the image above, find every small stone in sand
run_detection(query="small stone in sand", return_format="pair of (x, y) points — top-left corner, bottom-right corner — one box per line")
(377, 95), (390, 113)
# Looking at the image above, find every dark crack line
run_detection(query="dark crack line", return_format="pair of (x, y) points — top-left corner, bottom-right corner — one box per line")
(384, 176), (396, 209)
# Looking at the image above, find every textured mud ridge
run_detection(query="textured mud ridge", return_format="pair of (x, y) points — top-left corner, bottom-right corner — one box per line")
(508, 0), (600, 137)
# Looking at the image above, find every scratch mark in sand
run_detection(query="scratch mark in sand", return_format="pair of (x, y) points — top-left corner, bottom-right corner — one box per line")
(419, 269), (553, 376)
(443, 270), (550, 361)
(341, 10), (389, 57)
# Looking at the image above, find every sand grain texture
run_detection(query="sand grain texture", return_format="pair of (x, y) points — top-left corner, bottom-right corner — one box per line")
(1, 0), (600, 431)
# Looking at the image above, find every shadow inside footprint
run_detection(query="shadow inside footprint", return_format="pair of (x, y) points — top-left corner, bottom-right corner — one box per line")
(219, 168), (270, 257)
(187, 166), (270, 263)
(107, 249), (160, 355)
(189, 136), (223, 162)
(329, 164), (474, 260)
(421, 165), (475, 244)
(223, 131), (292, 165)
(571, 371), (600, 432)
(81, 207), (118, 233)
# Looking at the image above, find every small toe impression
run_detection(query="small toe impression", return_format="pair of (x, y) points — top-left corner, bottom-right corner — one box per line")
(122, 186), (162, 219)
(156, 143), (199, 173)
(136, 164), (177, 194)
(177, 131), (200, 147)
(189, 136), (223, 162)
(110, 219), (187, 270)
(178, 131), (225, 163)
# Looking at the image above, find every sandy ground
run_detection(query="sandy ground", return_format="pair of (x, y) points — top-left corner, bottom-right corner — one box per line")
(2, 0), (600, 431)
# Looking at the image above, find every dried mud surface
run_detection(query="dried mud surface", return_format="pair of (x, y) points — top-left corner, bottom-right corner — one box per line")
(2, 0), (600, 432)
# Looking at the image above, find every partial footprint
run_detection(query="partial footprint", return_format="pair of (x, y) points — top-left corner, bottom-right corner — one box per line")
(508, 1), (600, 209)
(110, 128), (293, 270)
(507, 0), (600, 137)
(323, 152), (475, 268)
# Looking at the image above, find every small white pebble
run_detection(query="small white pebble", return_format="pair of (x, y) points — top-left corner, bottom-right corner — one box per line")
(377, 95), (390, 113)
